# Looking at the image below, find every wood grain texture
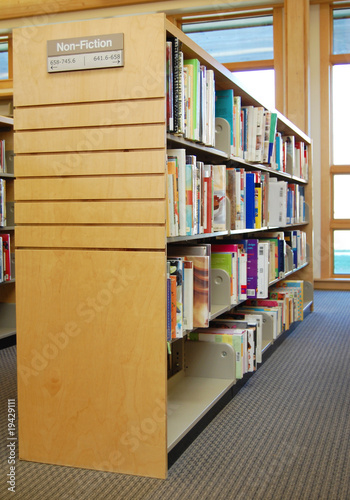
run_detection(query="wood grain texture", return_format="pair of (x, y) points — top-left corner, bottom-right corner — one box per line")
(15, 225), (165, 250)
(14, 124), (165, 153)
(1, 0), (159, 21)
(15, 150), (166, 177)
(15, 176), (165, 201)
(13, 14), (166, 106)
(16, 249), (167, 478)
(15, 200), (166, 225)
(14, 99), (165, 130)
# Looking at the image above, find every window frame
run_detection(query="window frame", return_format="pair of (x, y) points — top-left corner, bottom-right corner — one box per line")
(176, 6), (284, 113)
(320, 3), (350, 281)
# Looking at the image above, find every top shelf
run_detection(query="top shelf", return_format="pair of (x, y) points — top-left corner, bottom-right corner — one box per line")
(165, 19), (311, 145)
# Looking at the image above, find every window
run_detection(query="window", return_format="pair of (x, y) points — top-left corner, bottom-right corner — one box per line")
(320, 6), (350, 280)
(333, 8), (350, 55)
(0, 37), (9, 80)
(182, 16), (274, 63)
(181, 12), (277, 110)
(331, 9), (350, 276)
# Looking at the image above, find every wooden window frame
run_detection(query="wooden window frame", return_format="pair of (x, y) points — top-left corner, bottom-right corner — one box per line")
(320, 3), (350, 283)
(176, 6), (284, 113)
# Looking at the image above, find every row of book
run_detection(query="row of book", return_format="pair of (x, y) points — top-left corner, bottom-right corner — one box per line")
(166, 235), (307, 340)
(0, 233), (12, 282)
(166, 37), (216, 146)
(165, 39), (309, 181)
(166, 148), (307, 237)
(187, 279), (304, 379)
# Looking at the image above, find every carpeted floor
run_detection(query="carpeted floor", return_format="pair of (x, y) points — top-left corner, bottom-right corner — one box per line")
(1, 290), (350, 499)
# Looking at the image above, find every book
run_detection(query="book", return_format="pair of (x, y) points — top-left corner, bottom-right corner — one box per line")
(212, 165), (226, 232)
(268, 112), (278, 165)
(203, 164), (213, 233)
(166, 156), (179, 237)
(167, 149), (186, 236)
(2, 233), (11, 281)
(166, 41), (174, 132)
(168, 259), (184, 338)
(257, 241), (269, 299)
(168, 245), (211, 328)
(245, 172), (255, 229)
(183, 260), (194, 330)
(215, 89), (234, 155)
(226, 167), (236, 231)
(183, 58), (200, 141)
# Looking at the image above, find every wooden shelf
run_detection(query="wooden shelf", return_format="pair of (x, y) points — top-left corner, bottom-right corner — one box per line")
(0, 114), (13, 126)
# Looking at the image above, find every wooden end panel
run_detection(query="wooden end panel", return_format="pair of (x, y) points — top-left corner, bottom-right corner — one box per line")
(15, 225), (165, 250)
(14, 124), (165, 154)
(16, 249), (167, 478)
(13, 14), (166, 107)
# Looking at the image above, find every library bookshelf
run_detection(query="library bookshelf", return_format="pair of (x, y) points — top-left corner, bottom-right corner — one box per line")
(0, 113), (15, 342)
(13, 13), (313, 479)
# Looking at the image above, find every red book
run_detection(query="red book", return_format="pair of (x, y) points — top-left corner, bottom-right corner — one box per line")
(2, 233), (11, 281)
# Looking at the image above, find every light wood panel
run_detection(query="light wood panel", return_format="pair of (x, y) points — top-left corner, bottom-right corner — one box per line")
(15, 225), (165, 249)
(320, 3), (332, 278)
(14, 124), (165, 154)
(13, 14), (166, 106)
(1, 0), (158, 20)
(15, 176), (165, 201)
(14, 99), (165, 130)
(16, 249), (167, 478)
(284, 0), (309, 134)
(15, 150), (166, 177)
(15, 200), (166, 225)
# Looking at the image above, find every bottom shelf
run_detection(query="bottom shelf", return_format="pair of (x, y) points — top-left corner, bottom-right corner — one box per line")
(167, 373), (235, 451)
(167, 340), (236, 451)
(0, 303), (16, 340)
(168, 302), (313, 465)
(0, 327), (16, 340)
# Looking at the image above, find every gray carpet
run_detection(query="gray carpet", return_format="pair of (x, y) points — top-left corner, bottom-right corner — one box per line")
(1, 290), (350, 499)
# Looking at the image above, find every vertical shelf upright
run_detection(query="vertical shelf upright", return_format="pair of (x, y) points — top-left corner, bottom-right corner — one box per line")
(0, 114), (15, 341)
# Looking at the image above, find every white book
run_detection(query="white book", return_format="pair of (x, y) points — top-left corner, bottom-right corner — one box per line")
(166, 173), (175, 237)
(257, 241), (269, 300)
(183, 260), (193, 331)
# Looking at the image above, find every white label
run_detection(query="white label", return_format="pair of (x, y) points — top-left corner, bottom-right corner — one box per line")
(48, 50), (123, 73)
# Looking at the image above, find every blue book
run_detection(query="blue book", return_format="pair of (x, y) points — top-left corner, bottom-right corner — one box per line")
(215, 89), (234, 147)
(245, 172), (255, 229)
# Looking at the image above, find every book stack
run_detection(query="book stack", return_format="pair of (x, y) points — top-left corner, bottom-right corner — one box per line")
(166, 37), (216, 146)
(166, 148), (226, 237)
(0, 233), (11, 282)
(167, 245), (211, 340)
(284, 136), (309, 180)
(226, 167), (269, 231)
